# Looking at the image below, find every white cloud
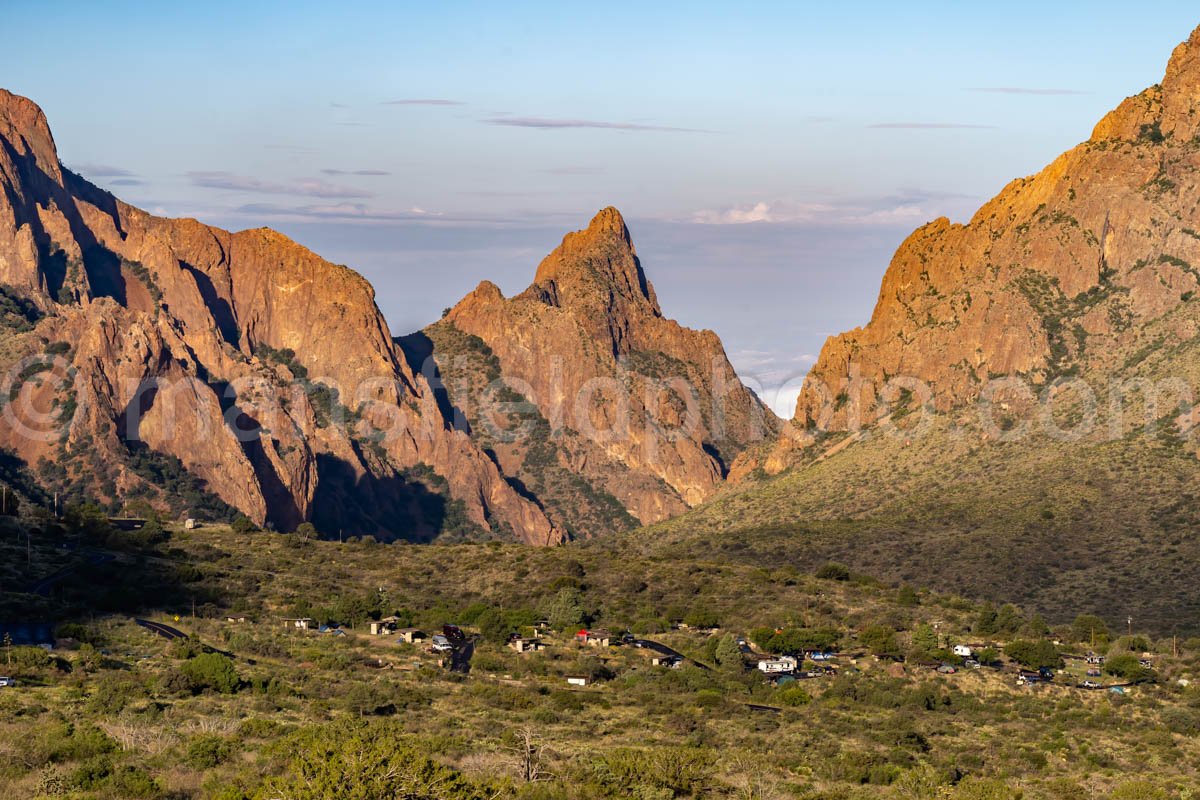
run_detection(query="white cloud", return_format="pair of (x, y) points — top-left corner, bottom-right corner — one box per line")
(690, 199), (937, 227)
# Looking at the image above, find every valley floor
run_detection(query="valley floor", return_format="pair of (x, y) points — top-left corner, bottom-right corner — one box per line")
(1, 521), (1199, 799)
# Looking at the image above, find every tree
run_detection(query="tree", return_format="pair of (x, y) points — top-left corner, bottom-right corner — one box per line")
(1071, 614), (1110, 646)
(508, 728), (552, 783)
(544, 587), (586, 632)
(714, 634), (744, 674)
(475, 608), (513, 644)
(861, 624), (901, 658)
(1023, 613), (1050, 638)
(180, 652), (240, 694)
(295, 522), (318, 541)
(1003, 639), (1062, 670)
(974, 603), (999, 636)
(975, 647), (1000, 666)
(993, 604), (1024, 635)
(910, 623), (939, 655)
(683, 606), (720, 630)
(1105, 653), (1153, 683)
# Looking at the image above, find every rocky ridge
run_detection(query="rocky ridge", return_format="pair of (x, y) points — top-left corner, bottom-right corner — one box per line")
(0, 88), (561, 544)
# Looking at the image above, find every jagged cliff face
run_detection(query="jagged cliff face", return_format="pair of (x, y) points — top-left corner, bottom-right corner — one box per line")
(793, 25), (1200, 434)
(421, 208), (778, 533)
(0, 89), (561, 544)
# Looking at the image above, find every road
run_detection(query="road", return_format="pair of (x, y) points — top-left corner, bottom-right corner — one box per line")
(134, 618), (188, 640)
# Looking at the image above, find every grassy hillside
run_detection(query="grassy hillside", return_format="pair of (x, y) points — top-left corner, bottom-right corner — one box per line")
(644, 297), (1200, 636)
(3, 519), (1200, 799)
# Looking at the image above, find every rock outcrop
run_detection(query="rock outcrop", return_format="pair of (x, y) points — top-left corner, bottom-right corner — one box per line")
(415, 208), (778, 533)
(0, 88), (561, 544)
(791, 24), (1200, 437)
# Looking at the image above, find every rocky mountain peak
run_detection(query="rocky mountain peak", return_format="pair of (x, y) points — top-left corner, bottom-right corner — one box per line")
(0, 87), (563, 545)
(531, 206), (660, 316)
(1092, 24), (1200, 142)
(787, 22), (1200, 441)
(0, 89), (60, 181)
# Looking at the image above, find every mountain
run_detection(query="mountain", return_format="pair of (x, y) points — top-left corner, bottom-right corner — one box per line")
(401, 208), (778, 537)
(790, 24), (1200, 435)
(0, 89), (561, 544)
(645, 24), (1200, 633)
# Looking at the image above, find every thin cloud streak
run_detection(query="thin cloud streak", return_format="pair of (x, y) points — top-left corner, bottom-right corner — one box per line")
(70, 163), (136, 177)
(188, 171), (373, 199)
(484, 116), (710, 133)
(383, 98), (464, 106)
(321, 169), (392, 176)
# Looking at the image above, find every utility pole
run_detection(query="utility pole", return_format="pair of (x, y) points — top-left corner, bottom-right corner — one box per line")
(1127, 616), (1133, 637)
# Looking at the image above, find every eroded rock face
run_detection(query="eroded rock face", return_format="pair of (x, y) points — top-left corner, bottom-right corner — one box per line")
(792, 25), (1200, 436)
(432, 208), (778, 529)
(0, 88), (561, 545)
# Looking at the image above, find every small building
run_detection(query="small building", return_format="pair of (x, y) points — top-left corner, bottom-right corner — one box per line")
(508, 637), (545, 653)
(757, 656), (799, 675)
(651, 655), (682, 668)
(576, 629), (612, 648)
(184, 518), (199, 530)
(566, 675), (590, 687)
(395, 628), (427, 644)
(283, 617), (315, 631)
(369, 617), (404, 636)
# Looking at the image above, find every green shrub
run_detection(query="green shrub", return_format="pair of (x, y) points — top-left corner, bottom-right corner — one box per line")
(1003, 639), (1062, 670)
(186, 734), (235, 769)
(180, 652), (240, 694)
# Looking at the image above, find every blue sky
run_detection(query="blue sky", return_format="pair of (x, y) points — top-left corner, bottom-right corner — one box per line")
(4, 2), (1198, 415)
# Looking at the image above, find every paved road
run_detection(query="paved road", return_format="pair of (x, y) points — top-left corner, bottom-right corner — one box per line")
(26, 551), (115, 597)
(134, 618), (188, 640)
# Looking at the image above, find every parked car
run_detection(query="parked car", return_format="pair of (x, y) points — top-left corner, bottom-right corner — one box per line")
(431, 634), (454, 653)
(963, 659), (981, 669)
(937, 664), (957, 674)
(1081, 680), (1102, 690)
(0, 677), (14, 688)
(1087, 668), (1102, 677)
